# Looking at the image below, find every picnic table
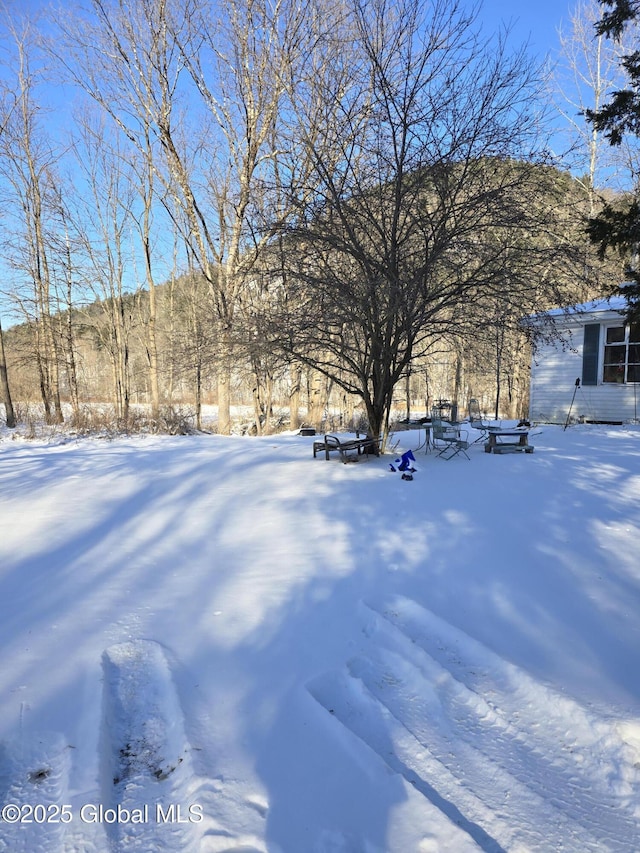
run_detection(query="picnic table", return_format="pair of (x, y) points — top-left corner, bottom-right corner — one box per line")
(484, 428), (534, 454)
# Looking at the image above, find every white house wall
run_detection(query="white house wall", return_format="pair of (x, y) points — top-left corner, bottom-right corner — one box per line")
(529, 330), (583, 423)
(576, 382), (640, 422)
(528, 308), (640, 424)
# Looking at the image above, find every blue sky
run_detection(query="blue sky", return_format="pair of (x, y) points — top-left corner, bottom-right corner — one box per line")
(4, 0), (586, 59)
(477, 0), (577, 58)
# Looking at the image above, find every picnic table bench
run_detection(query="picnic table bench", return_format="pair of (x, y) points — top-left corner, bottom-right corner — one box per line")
(313, 433), (380, 463)
(484, 429), (534, 454)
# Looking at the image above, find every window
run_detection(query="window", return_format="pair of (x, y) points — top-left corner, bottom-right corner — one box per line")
(603, 324), (640, 383)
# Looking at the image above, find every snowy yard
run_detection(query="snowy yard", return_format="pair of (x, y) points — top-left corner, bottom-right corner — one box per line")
(0, 423), (639, 852)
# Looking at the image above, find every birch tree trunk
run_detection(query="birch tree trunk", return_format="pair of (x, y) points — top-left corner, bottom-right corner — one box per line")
(140, 146), (160, 421)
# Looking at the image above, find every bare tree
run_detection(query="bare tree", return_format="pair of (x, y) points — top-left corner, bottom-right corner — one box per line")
(53, 0), (311, 433)
(129, 126), (162, 420)
(0, 17), (64, 423)
(551, 0), (640, 209)
(0, 40), (17, 427)
(165, 0), (317, 433)
(47, 183), (82, 420)
(70, 112), (137, 422)
(53, 2), (174, 422)
(274, 0), (580, 445)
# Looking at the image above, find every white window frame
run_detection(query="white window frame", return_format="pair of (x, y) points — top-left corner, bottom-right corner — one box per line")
(602, 323), (640, 384)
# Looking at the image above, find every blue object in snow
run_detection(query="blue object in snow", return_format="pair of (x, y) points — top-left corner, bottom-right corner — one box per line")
(396, 449), (416, 472)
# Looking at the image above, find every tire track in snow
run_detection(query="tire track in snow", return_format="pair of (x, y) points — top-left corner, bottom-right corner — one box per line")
(308, 597), (640, 853)
(193, 775), (270, 853)
(362, 596), (640, 851)
(0, 732), (72, 853)
(308, 669), (488, 853)
(348, 647), (604, 851)
(101, 640), (269, 853)
(100, 640), (202, 853)
(1, 642), (269, 853)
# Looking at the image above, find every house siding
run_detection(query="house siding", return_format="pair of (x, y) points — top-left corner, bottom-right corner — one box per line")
(527, 299), (640, 424)
(529, 330), (583, 423)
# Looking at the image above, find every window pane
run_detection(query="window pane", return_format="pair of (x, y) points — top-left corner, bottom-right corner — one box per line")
(604, 345), (626, 365)
(630, 323), (640, 342)
(627, 364), (640, 382)
(606, 326), (625, 343)
(603, 363), (625, 382)
(628, 344), (640, 363)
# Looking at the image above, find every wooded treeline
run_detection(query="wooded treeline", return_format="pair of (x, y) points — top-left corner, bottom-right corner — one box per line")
(0, 0), (631, 441)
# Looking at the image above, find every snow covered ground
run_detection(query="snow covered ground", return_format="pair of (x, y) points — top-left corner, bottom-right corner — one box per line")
(0, 421), (639, 852)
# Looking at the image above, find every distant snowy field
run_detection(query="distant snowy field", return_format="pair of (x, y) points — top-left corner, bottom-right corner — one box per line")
(0, 423), (639, 852)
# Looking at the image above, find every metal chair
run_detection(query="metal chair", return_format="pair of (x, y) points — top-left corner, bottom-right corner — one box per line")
(430, 409), (470, 460)
(468, 398), (502, 444)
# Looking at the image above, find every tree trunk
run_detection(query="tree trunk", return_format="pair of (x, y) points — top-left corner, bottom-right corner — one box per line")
(308, 370), (326, 430)
(60, 201), (80, 420)
(112, 297), (131, 424)
(195, 362), (202, 431)
(217, 330), (232, 435)
(494, 321), (505, 420)
(289, 364), (301, 430)
(405, 371), (411, 421)
(252, 380), (263, 436)
(146, 278), (160, 420)
(0, 319), (16, 428)
(453, 348), (463, 418)
(64, 305), (80, 421)
(364, 396), (386, 449)
(46, 318), (64, 424)
(141, 151), (160, 421)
